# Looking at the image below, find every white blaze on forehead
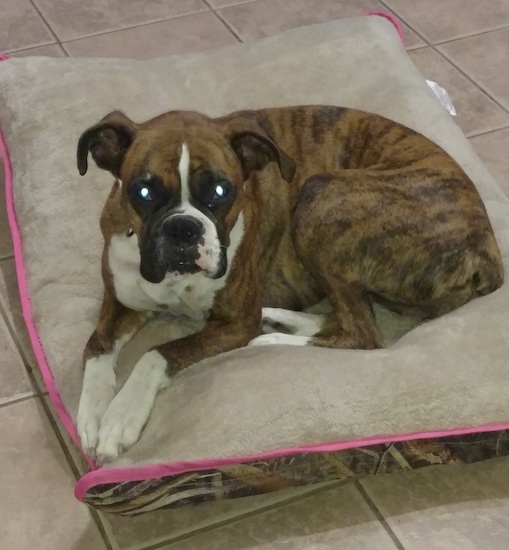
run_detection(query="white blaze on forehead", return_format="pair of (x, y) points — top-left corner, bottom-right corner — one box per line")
(178, 142), (191, 203)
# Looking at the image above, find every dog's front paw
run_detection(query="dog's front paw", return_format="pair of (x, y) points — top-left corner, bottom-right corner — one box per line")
(95, 397), (148, 464)
(77, 357), (117, 459)
(95, 350), (169, 464)
(248, 332), (311, 347)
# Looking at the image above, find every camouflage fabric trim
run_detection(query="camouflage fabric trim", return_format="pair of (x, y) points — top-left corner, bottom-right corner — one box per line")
(82, 430), (509, 515)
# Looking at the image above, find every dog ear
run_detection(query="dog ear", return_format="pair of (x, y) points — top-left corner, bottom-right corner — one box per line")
(230, 130), (296, 183)
(221, 114), (296, 183)
(77, 111), (138, 178)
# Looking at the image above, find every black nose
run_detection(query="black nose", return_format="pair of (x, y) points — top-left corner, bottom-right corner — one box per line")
(163, 216), (204, 247)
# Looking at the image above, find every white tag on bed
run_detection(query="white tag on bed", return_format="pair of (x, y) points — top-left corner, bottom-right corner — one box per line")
(426, 79), (457, 117)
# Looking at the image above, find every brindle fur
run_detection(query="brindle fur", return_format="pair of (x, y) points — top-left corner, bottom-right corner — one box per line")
(78, 106), (504, 372)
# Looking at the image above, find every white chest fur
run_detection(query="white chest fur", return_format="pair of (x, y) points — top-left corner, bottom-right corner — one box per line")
(108, 215), (244, 319)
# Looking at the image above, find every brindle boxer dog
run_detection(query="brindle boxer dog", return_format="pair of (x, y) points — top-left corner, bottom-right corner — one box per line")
(76, 106), (503, 463)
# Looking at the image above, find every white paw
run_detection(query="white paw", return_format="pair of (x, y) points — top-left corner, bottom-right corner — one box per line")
(248, 332), (311, 347)
(95, 351), (168, 464)
(261, 307), (325, 336)
(95, 397), (149, 464)
(77, 356), (116, 459)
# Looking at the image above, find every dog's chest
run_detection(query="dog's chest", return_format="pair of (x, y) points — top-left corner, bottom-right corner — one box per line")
(108, 234), (221, 319)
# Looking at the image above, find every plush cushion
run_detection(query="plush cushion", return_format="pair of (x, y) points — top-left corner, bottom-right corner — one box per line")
(1, 14), (509, 515)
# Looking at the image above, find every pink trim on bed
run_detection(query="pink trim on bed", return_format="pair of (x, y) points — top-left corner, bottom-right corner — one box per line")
(0, 53), (95, 469)
(74, 420), (509, 501)
(365, 11), (405, 45)
(2, 37), (508, 507)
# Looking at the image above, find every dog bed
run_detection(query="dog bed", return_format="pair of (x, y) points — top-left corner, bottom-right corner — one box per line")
(2, 13), (509, 516)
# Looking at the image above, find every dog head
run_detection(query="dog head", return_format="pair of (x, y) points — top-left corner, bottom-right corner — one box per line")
(77, 110), (295, 284)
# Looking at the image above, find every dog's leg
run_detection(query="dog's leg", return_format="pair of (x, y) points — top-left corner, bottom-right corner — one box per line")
(77, 297), (145, 459)
(95, 350), (169, 464)
(95, 317), (258, 463)
(251, 288), (382, 349)
(250, 307), (326, 346)
(309, 287), (383, 349)
(261, 307), (326, 335)
(94, 317), (202, 464)
(77, 333), (130, 459)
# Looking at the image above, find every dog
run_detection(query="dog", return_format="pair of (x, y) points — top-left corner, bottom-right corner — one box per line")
(75, 106), (504, 464)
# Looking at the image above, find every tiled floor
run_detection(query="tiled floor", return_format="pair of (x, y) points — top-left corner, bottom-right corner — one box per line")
(1, 0), (509, 549)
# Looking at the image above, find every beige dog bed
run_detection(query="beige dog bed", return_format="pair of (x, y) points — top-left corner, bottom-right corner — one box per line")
(1, 14), (509, 515)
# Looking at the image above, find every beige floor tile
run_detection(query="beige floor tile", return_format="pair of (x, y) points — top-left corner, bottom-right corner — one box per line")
(213, 0), (423, 49)
(11, 44), (65, 57)
(0, 162), (14, 259)
(0, 305), (33, 405)
(0, 397), (106, 549)
(361, 458), (509, 550)
(101, 482), (345, 550)
(385, 0), (509, 44)
(439, 28), (509, 112)
(0, 259), (38, 370)
(43, 395), (90, 475)
(0, 258), (46, 394)
(1, 0), (54, 53)
(409, 48), (509, 136)
(470, 128), (509, 196)
(64, 12), (237, 59)
(218, 0), (382, 41)
(33, 0), (207, 42)
(161, 482), (399, 549)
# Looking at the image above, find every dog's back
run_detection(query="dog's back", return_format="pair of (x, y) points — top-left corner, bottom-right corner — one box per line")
(234, 106), (504, 314)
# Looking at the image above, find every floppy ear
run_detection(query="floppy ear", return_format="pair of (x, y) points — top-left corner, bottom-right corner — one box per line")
(222, 114), (296, 183)
(230, 131), (296, 183)
(77, 111), (138, 178)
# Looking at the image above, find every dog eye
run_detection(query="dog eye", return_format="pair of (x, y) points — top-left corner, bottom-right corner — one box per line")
(129, 181), (154, 203)
(138, 186), (153, 201)
(213, 185), (227, 200)
(210, 182), (232, 204)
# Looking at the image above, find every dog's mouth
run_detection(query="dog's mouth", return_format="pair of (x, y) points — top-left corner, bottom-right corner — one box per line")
(140, 250), (201, 283)
(169, 257), (202, 276)
(139, 243), (225, 283)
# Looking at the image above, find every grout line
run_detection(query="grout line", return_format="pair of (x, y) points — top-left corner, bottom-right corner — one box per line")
(0, 254), (14, 263)
(207, 0), (261, 8)
(90, 510), (115, 550)
(139, 479), (350, 550)
(204, 0), (243, 42)
(432, 23), (509, 47)
(28, 0), (65, 49)
(467, 124), (509, 140)
(355, 480), (406, 550)
(5, 42), (56, 55)
(58, 43), (70, 57)
(0, 393), (36, 410)
(38, 394), (82, 479)
(405, 44), (428, 52)
(47, 8), (210, 46)
(41, 396), (115, 550)
(38, 397), (115, 550)
(432, 46), (509, 116)
(60, 43), (71, 57)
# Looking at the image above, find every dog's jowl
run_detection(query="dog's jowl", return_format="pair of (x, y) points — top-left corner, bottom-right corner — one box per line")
(75, 106), (503, 462)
